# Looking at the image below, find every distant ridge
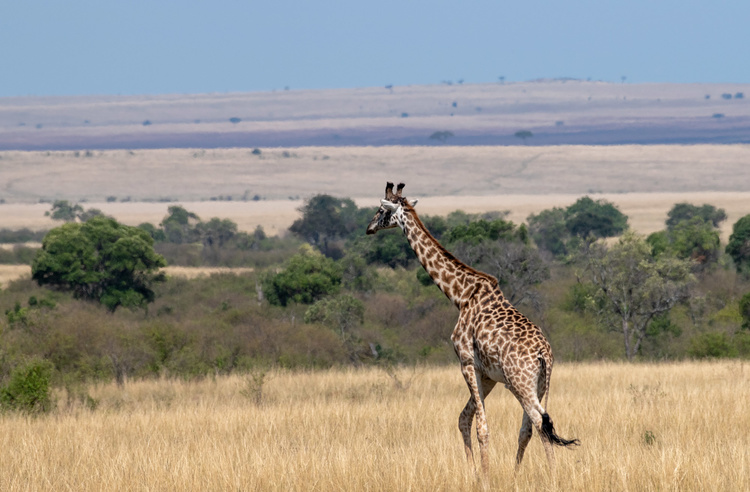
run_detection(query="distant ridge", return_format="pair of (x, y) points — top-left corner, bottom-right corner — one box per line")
(1, 81), (748, 150)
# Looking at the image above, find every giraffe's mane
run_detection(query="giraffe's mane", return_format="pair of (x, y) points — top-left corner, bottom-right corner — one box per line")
(402, 201), (500, 288)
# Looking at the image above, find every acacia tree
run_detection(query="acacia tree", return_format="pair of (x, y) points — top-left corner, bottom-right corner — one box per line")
(583, 232), (694, 360)
(527, 197), (628, 257)
(32, 216), (166, 312)
(514, 130), (533, 143)
(565, 196), (628, 238)
(46, 200), (83, 222)
(160, 205), (200, 244)
(289, 194), (366, 258)
(450, 239), (548, 306)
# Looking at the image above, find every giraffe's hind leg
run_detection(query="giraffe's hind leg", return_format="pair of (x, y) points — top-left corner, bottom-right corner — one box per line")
(515, 411), (533, 468)
(506, 372), (557, 470)
(515, 363), (549, 467)
(458, 375), (497, 467)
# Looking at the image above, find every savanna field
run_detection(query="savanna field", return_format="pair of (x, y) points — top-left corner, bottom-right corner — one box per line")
(2, 86), (750, 492)
(0, 362), (748, 491)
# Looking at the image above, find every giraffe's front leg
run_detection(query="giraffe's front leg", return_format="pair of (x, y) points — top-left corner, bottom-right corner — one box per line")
(459, 361), (490, 476)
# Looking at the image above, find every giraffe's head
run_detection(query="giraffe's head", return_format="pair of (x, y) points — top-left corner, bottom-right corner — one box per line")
(366, 182), (418, 235)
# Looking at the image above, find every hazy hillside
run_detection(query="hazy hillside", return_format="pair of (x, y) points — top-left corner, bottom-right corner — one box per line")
(1, 81), (749, 150)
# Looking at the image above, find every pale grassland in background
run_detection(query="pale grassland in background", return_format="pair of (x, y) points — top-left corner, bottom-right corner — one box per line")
(0, 362), (747, 491)
(2, 145), (750, 204)
(2, 144), (749, 240)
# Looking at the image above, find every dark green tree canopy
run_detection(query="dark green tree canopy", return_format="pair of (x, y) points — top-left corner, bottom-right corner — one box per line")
(565, 196), (628, 238)
(666, 203), (727, 230)
(527, 197), (628, 257)
(527, 207), (568, 257)
(646, 202), (726, 269)
(31, 216), (166, 312)
(445, 218), (520, 245)
(726, 214), (750, 273)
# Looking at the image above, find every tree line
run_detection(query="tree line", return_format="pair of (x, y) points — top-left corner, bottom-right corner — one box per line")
(2, 194), (750, 410)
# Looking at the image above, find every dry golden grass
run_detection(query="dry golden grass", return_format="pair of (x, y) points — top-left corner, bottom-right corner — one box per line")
(161, 266), (254, 279)
(0, 264), (29, 288)
(1, 362), (747, 491)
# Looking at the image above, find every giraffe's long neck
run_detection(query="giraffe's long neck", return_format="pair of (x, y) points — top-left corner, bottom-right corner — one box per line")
(400, 207), (497, 308)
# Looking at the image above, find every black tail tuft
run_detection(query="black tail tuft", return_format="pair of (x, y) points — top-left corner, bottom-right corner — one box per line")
(541, 413), (580, 447)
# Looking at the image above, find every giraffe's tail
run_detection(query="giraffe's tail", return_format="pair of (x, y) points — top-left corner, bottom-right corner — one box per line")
(537, 353), (580, 448)
(540, 412), (580, 447)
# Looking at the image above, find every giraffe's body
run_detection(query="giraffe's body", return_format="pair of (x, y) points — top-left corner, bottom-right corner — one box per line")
(367, 182), (578, 474)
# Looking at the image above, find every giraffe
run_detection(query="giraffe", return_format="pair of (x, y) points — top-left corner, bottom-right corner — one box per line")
(366, 182), (578, 474)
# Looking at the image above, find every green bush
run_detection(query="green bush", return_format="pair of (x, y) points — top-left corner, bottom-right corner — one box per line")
(688, 332), (737, 359)
(0, 358), (55, 414)
(740, 292), (750, 330)
(262, 247), (342, 306)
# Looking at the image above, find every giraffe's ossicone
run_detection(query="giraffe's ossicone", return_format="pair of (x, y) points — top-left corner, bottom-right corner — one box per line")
(367, 182), (579, 474)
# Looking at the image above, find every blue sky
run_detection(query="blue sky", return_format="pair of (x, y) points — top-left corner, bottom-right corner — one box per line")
(2, 0), (749, 97)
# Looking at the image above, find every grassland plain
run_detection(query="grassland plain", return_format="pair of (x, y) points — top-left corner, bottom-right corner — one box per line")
(1, 144), (750, 240)
(0, 362), (747, 491)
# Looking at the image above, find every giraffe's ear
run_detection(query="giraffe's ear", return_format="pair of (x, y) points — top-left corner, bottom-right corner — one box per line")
(410, 199), (418, 207)
(381, 199), (398, 211)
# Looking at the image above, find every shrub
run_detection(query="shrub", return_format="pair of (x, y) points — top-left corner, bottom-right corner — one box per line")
(304, 294), (365, 338)
(688, 332), (736, 358)
(0, 358), (55, 414)
(263, 247), (342, 306)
